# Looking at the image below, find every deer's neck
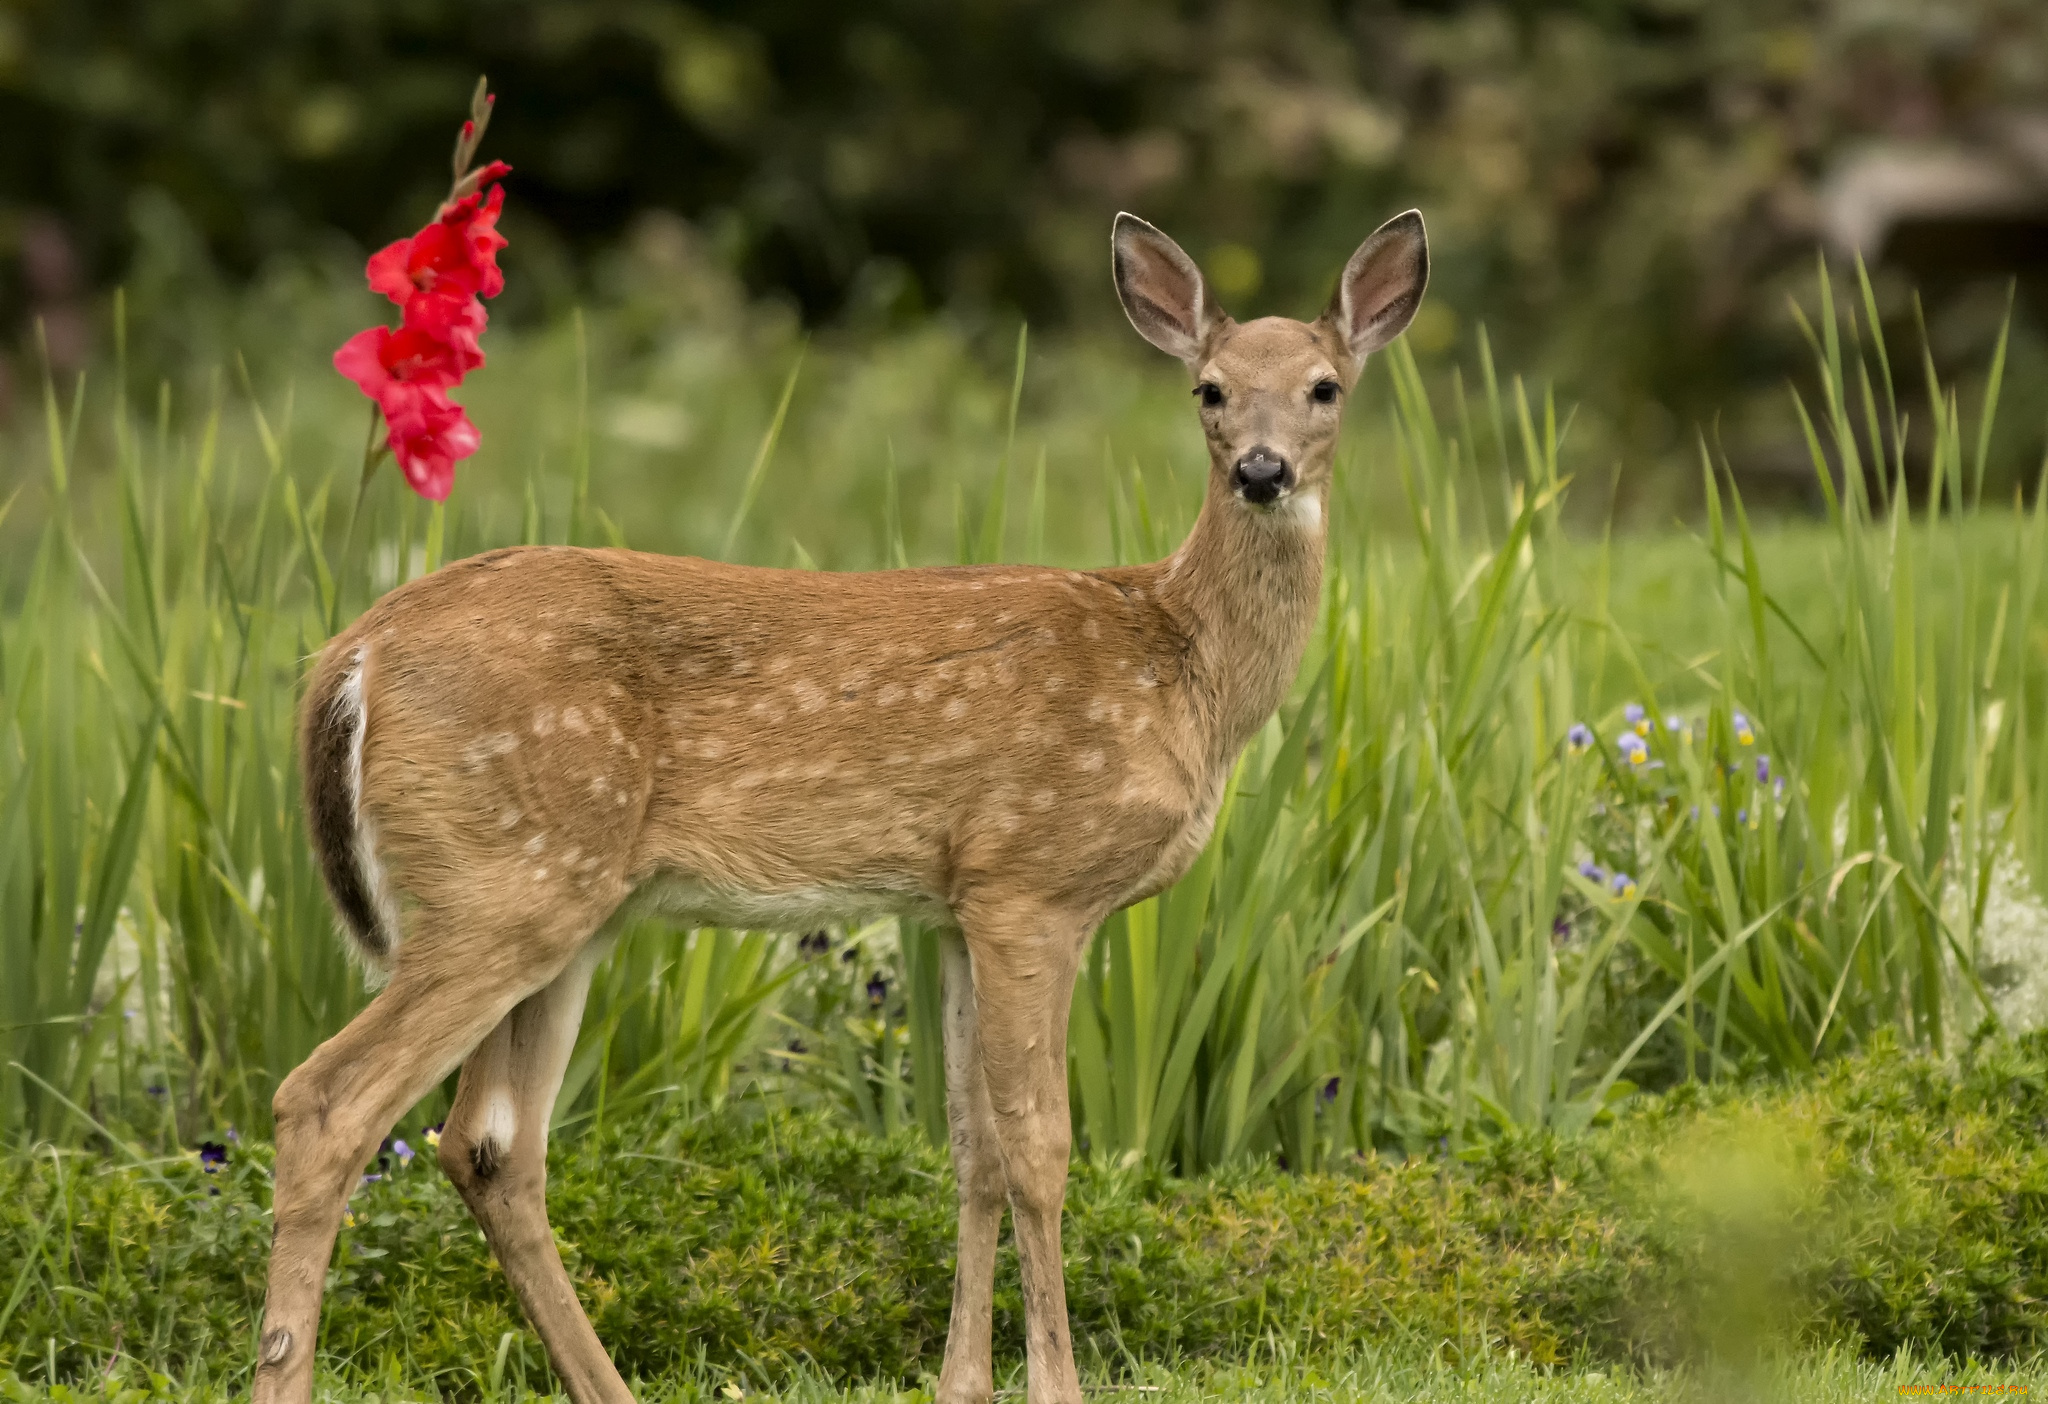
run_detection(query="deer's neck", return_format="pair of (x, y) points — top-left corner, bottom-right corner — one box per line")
(1151, 481), (1326, 769)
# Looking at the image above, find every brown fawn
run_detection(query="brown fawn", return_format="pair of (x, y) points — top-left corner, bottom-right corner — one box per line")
(255, 208), (1427, 1404)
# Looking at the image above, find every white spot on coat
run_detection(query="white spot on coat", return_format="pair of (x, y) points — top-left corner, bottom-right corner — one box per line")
(481, 1092), (517, 1153)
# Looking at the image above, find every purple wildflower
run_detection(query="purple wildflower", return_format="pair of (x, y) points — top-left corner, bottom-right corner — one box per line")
(1319, 1076), (1341, 1106)
(198, 1140), (228, 1172)
(1578, 859), (1606, 882)
(1566, 723), (1594, 753)
(867, 972), (889, 1006)
(1755, 755), (1771, 784)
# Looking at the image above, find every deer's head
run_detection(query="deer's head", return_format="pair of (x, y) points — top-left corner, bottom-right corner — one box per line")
(1112, 210), (1428, 523)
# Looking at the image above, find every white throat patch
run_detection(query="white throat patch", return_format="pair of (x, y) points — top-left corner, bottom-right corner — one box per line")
(1275, 492), (1322, 530)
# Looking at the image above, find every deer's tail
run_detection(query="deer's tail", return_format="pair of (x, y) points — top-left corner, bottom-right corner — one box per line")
(301, 641), (400, 972)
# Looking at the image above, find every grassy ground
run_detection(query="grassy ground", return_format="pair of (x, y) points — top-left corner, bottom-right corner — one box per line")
(3, 1350), (2043, 1404)
(7, 1031), (2048, 1393)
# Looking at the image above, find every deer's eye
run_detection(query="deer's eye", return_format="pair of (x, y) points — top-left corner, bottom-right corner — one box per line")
(1196, 382), (1224, 408)
(1312, 379), (1341, 404)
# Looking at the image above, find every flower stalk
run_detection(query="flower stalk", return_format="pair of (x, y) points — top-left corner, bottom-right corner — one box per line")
(337, 76), (509, 503)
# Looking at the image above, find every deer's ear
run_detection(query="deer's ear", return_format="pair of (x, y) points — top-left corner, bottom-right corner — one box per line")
(1322, 210), (1429, 365)
(1112, 213), (1226, 367)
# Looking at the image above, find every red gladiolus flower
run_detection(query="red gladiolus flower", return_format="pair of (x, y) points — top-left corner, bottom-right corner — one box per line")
(334, 324), (475, 397)
(382, 386), (481, 502)
(365, 170), (510, 307)
(401, 288), (489, 362)
(336, 101), (508, 502)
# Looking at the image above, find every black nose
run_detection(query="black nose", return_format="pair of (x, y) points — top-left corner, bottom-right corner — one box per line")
(1231, 449), (1293, 505)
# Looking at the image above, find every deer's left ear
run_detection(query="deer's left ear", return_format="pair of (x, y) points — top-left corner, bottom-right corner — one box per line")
(1321, 210), (1428, 368)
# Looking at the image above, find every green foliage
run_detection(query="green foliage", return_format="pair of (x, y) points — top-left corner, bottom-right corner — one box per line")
(0, 342), (363, 1145)
(7, 1032), (2048, 1390)
(1060, 284), (2047, 1172)
(555, 919), (797, 1135)
(4, 1349), (2044, 1404)
(3, 263), (2044, 1179)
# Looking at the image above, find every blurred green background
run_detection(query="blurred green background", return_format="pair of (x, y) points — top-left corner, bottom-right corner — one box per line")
(3, 0), (2046, 530)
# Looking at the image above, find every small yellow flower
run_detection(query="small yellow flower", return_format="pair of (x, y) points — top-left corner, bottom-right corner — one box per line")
(423, 1125), (442, 1149)
(342, 1210), (356, 1230)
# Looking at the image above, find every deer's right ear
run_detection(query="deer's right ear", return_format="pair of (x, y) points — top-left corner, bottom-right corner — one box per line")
(1112, 213), (1225, 368)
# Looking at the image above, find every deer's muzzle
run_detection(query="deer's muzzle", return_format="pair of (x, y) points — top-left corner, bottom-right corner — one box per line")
(1230, 449), (1293, 505)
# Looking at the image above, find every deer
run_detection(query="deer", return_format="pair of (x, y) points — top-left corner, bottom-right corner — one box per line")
(252, 207), (1427, 1404)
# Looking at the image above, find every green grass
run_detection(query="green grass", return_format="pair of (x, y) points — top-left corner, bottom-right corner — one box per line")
(3, 1350), (2044, 1404)
(8, 1028), (2048, 1390)
(4, 263), (2046, 1173)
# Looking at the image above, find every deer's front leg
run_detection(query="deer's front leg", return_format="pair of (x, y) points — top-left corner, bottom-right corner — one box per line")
(937, 930), (1005, 1404)
(960, 900), (1091, 1404)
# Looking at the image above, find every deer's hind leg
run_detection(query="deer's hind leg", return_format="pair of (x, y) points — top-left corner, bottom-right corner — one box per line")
(437, 936), (629, 1404)
(253, 894), (619, 1404)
